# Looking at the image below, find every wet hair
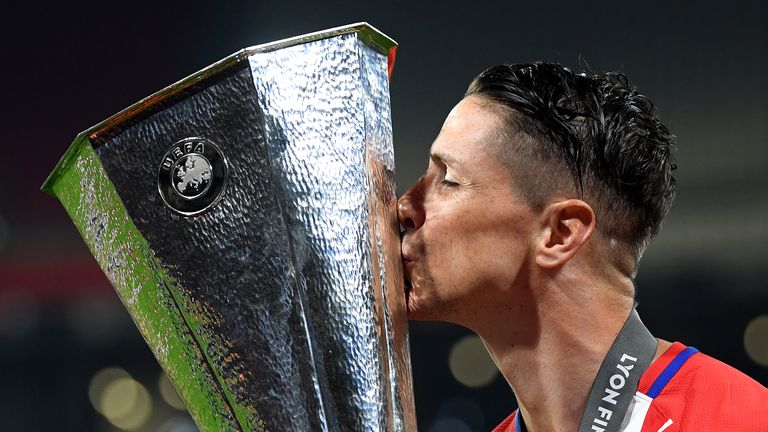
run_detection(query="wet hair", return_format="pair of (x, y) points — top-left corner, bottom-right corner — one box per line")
(466, 63), (676, 259)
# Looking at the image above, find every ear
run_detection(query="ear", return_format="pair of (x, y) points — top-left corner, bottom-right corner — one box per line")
(535, 199), (596, 269)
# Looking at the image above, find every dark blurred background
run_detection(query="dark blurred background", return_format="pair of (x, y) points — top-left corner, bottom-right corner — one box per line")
(1, 1), (766, 431)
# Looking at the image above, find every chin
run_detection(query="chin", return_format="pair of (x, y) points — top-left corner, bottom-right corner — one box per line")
(405, 305), (429, 321)
(405, 290), (454, 323)
(406, 309), (433, 322)
(404, 289), (429, 321)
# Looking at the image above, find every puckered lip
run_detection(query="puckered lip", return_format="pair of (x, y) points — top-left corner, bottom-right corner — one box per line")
(400, 247), (414, 293)
(400, 245), (414, 263)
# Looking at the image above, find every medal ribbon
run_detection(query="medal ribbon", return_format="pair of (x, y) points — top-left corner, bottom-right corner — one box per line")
(576, 308), (657, 432)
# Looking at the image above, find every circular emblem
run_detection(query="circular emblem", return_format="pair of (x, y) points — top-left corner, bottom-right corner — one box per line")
(157, 137), (228, 216)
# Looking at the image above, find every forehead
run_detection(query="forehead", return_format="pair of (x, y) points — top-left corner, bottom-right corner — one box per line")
(430, 97), (505, 167)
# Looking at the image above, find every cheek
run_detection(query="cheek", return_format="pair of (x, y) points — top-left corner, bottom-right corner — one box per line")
(424, 207), (531, 291)
(462, 227), (529, 289)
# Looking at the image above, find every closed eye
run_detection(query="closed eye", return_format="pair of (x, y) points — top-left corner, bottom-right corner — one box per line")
(440, 179), (459, 187)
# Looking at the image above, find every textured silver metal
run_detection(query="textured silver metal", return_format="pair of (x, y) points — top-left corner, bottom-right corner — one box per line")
(85, 25), (414, 431)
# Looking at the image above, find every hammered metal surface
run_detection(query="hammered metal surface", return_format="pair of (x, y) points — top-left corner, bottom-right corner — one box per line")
(248, 33), (415, 431)
(358, 37), (417, 432)
(77, 31), (415, 431)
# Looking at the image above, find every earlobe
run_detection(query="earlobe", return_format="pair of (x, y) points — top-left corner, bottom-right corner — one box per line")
(534, 200), (596, 269)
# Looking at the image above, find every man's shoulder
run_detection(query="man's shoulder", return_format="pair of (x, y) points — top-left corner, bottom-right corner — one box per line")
(659, 344), (766, 397)
(491, 343), (767, 432)
(638, 342), (768, 431)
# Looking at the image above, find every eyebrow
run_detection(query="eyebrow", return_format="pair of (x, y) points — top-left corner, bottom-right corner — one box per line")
(430, 152), (465, 170)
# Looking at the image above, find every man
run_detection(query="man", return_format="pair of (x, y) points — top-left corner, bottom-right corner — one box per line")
(397, 63), (768, 432)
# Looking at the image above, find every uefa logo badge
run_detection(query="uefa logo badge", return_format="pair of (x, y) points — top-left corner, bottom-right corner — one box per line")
(157, 137), (229, 216)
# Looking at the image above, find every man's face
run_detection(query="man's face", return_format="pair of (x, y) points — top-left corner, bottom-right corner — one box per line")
(398, 97), (539, 325)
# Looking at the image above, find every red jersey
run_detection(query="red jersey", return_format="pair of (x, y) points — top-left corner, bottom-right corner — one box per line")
(493, 342), (768, 432)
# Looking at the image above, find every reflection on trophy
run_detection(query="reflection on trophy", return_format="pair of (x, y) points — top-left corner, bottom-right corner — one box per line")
(42, 23), (416, 431)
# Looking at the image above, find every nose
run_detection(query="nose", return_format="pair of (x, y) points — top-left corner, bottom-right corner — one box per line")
(397, 181), (426, 231)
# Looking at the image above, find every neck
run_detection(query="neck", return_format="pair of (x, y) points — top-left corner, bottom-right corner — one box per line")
(472, 274), (636, 432)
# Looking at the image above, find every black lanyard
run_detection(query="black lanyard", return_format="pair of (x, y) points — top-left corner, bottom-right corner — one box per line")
(518, 308), (657, 432)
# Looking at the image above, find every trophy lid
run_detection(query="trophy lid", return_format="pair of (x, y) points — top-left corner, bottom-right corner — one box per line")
(41, 22), (397, 195)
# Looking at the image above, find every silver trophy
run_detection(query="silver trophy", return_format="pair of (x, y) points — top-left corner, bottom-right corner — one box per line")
(42, 23), (416, 431)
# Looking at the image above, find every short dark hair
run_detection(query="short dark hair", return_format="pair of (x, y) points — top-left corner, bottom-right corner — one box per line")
(466, 63), (676, 259)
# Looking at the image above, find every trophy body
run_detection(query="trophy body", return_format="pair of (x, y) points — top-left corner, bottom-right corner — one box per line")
(43, 24), (415, 431)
